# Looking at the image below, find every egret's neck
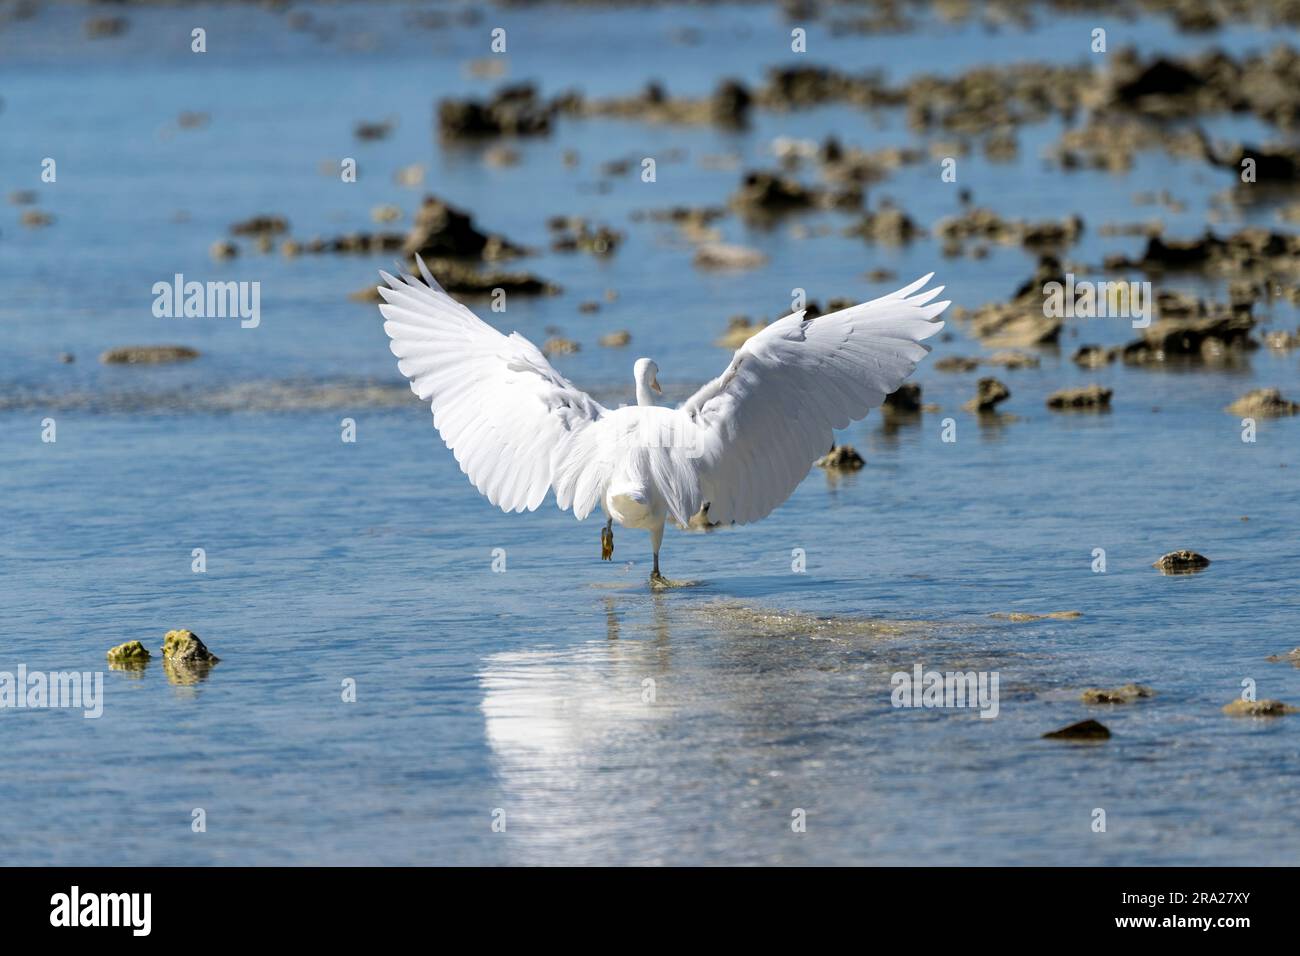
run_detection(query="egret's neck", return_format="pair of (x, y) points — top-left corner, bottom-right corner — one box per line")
(635, 378), (656, 407)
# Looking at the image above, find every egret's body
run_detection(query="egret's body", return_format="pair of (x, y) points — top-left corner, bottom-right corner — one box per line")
(378, 257), (949, 584)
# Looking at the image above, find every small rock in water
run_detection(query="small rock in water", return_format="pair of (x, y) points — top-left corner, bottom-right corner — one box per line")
(964, 377), (1010, 412)
(715, 317), (767, 348)
(1081, 683), (1154, 704)
(984, 351), (1039, 369)
(729, 170), (816, 215)
(353, 119), (394, 141)
(483, 145), (520, 167)
(394, 164), (425, 187)
(815, 445), (865, 471)
(992, 611), (1082, 622)
(1153, 550), (1210, 574)
(1222, 698), (1296, 717)
(402, 194), (524, 261)
(883, 382), (923, 414)
(230, 215), (288, 236)
(1225, 388), (1299, 418)
(1262, 330), (1298, 351)
(106, 640), (151, 667)
(542, 336), (579, 356)
(1073, 344), (1113, 367)
(100, 345), (200, 365)
(85, 16), (128, 39)
(599, 330), (631, 348)
(161, 629), (219, 664)
(693, 242), (768, 270)
(1047, 385), (1113, 410)
(1043, 719), (1111, 740)
(933, 355), (980, 373)
(1265, 648), (1300, 663)
(210, 240), (238, 260)
(20, 209), (54, 227)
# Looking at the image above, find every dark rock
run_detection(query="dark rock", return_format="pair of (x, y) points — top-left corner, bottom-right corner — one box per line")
(230, 215), (289, 236)
(730, 170), (816, 213)
(883, 382), (923, 413)
(1047, 385), (1113, 410)
(710, 79), (752, 126)
(1043, 719), (1111, 740)
(402, 195), (524, 260)
(438, 83), (555, 139)
(354, 119), (394, 141)
(964, 377), (1010, 412)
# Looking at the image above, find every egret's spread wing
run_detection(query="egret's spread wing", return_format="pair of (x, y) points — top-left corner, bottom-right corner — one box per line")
(379, 258), (609, 515)
(680, 275), (949, 526)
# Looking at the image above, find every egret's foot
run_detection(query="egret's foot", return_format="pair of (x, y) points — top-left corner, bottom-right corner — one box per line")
(600, 524), (614, 561)
(649, 572), (698, 590)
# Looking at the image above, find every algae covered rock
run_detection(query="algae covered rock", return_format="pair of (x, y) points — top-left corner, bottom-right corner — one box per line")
(964, 377), (1010, 412)
(1225, 388), (1299, 418)
(541, 337), (579, 357)
(107, 640), (151, 667)
(1047, 385), (1113, 410)
(161, 629), (219, 664)
(1043, 718), (1111, 740)
(100, 345), (200, 365)
(992, 610), (1082, 622)
(1153, 550), (1210, 574)
(1081, 683), (1154, 704)
(1222, 698), (1296, 717)
(984, 351), (1039, 370)
(598, 330), (631, 348)
(934, 356), (980, 373)
(816, 445), (865, 471)
(715, 317), (767, 348)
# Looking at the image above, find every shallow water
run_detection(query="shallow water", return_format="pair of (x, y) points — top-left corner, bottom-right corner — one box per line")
(1, 1), (1298, 865)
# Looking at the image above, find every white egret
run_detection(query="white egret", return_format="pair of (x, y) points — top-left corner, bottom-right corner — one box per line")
(378, 257), (948, 585)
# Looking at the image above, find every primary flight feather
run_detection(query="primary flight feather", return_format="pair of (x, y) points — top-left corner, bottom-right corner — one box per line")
(378, 257), (948, 584)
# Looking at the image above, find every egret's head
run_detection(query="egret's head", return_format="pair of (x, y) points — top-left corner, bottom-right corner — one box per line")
(634, 357), (662, 394)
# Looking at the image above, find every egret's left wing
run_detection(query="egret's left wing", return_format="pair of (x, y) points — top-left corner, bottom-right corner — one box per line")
(680, 275), (949, 526)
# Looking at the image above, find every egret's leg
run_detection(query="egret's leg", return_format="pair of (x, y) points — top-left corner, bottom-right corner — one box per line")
(649, 520), (667, 585)
(601, 517), (614, 561)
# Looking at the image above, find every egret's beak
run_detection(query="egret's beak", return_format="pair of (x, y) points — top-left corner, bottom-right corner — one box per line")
(651, 375), (662, 395)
